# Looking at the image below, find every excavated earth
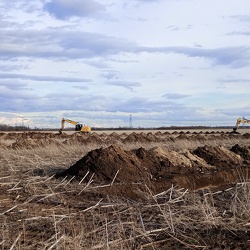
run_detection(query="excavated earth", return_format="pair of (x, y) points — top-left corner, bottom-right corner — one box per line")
(1, 130), (250, 249)
(55, 143), (250, 199)
(0, 131), (250, 196)
(1, 130), (250, 198)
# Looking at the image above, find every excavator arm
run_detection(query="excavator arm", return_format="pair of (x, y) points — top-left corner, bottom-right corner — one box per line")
(233, 117), (250, 132)
(61, 118), (78, 130)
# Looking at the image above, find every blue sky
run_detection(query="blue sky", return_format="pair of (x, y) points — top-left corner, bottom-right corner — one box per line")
(0, 0), (250, 128)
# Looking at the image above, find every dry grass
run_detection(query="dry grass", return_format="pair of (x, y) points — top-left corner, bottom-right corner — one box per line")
(0, 138), (250, 249)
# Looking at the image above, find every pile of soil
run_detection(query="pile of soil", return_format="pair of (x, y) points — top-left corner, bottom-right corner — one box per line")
(122, 132), (152, 143)
(1, 130), (250, 149)
(193, 145), (242, 168)
(56, 144), (250, 198)
(231, 144), (250, 160)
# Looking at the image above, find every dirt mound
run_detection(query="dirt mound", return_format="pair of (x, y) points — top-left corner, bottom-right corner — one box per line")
(84, 134), (104, 144)
(98, 132), (108, 138)
(172, 131), (179, 135)
(231, 144), (250, 161)
(180, 149), (212, 170)
(191, 134), (206, 141)
(120, 132), (128, 139)
(243, 132), (250, 139)
(123, 132), (150, 143)
(56, 145), (150, 191)
(11, 138), (64, 149)
(109, 132), (120, 138)
(176, 133), (189, 140)
(1, 130), (250, 150)
(56, 144), (250, 198)
(163, 131), (170, 135)
(155, 131), (163, 136)
(193, 145), (242, 168)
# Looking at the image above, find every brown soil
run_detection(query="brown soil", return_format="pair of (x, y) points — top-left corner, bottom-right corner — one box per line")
(56, 143), (250, 199)
(1, 130), (250, 249)
(1, 131), (250, 197)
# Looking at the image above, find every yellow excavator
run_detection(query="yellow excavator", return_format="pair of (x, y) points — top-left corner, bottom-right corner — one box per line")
(59, 118), (91, 134)
(233, 117), (250, 132)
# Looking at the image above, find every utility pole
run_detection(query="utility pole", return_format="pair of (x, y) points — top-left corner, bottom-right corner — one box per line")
(129, 115), (133, 129)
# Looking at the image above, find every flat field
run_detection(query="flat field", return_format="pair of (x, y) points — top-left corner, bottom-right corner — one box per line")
(0, 129), (250, 249)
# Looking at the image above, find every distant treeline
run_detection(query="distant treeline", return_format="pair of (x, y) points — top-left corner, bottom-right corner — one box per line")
(0, 124), (31, 131)
(156, 125), (233, 130)
(0, 124), (235, 132)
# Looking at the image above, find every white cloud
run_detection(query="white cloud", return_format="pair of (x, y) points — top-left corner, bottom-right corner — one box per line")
(105, 80), (141, 90)
(44, 0), (106, 20)
(0, 72), (91, 83)
(0, 0), (250, 128)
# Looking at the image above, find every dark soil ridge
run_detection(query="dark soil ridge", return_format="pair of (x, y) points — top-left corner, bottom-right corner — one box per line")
(55, 144), (250, 198)
(1, 131), (250, 149)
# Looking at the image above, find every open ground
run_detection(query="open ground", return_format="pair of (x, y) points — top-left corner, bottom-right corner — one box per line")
(0, 129), (250, 249)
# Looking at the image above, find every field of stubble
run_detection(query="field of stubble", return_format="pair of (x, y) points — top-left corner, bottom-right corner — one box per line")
(0, 129), (250, 249)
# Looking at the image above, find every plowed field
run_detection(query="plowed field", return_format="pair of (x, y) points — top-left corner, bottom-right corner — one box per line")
(0, 130), (249, 249)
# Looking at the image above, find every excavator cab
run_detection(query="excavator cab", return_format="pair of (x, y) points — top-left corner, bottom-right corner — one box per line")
(75, 124), (82, 131)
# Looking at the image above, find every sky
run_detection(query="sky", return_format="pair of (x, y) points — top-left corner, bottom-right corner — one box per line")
(0, 0), (250, 129)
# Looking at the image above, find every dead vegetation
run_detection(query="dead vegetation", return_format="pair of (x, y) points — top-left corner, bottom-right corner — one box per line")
(0, 130), (250, 249)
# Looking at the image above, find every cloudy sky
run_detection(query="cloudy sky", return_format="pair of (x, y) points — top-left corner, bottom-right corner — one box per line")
(0, 0), (250, 129)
